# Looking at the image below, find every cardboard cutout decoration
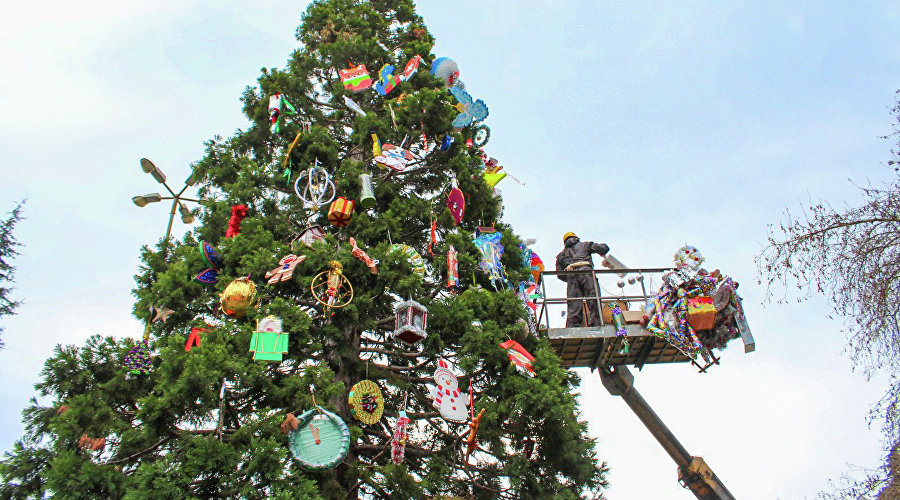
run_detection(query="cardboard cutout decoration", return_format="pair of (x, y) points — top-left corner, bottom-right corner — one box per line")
(373, 144), (415, 171)
(149, 305), (174, 324)
(339, 64), (373, 93)
(446, 178), (465, 225)
(449, 87), (489, 128)
(268, 93), (297, 133)
(374, 63), (402, 95)
(499, 339), (536, 377)
(429, 358), (469, 422)
(265, 254), (307, 284)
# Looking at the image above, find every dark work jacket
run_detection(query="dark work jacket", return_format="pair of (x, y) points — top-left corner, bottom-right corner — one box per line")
(555, 239), (609, 282)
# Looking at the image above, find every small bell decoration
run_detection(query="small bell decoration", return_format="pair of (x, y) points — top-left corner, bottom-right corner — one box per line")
(358, 173), (376, 209)
(219, 276), (257, 318)
(328, 197), (355, 228)
(393, 299), (428, 345)
(348, 380), (384, 425)
(249, 316), (289, 362)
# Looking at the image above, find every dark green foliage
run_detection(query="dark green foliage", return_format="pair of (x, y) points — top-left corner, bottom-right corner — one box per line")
(0, 1), (607, 498)
(0, 199), (24, 350)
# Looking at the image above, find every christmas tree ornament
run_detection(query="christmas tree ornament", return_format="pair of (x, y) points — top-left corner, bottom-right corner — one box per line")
(464, 407), (485, 463)
(249, 315), (289, 362)
(483, 171), (507, 189)
(439, 134), (455, 151)
(185, 326), (206, 352)
(390, 244), (426, 277)
(123, 340), (151, 375)
(310, 261), (353, 310)
(293, 225), (327, 249)
(225, 204), (249, 238)
(327, 197), (355, 227)
(281, 126), (310, 181)
(430, 57), (460, 88)
(401, 54), (423, 80)
(287, 406), (351, 470)
(499, 340), (536, 377)
(373, 143), (415, 171)
(446, 178), (465, 225)
(349, 237), (378, 274)
(429, 358), (469, 422)
(447, 244), (459, 288)
(348, 380), (384, 425)
(219, 276), (258, 318)
(77, 434), (107, 453)
(428, 218), (437, 256)
(371, 134), (382, 157)
(473, 229), (509, 291)
(195, 241), (224, 284)
(472, 124), (491, 148)
(686, 296), (716, 331)
(393, 299), (428, 345)
(374, 63), (402, 95)
(610, 304), (627, 337)
(268, 93), (297, 133)
(482, 158), (506, 189)
(149, 305), (174, 324)
(343, 95), (367, 116)
(294, 159), (337, 209)
(674, 245), (705, 270)
(339, 64), (373, 93)
(391, 410), (410, 464)
(359, 173), (376, 209)
(449, 87), (489, 128)
(518, 243), (544, 283)
(265, 254), (306, 285)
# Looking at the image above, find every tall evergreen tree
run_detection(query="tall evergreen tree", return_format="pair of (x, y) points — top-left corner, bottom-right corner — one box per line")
(0, 200), (24, 350)
(1, 1), (608, 498)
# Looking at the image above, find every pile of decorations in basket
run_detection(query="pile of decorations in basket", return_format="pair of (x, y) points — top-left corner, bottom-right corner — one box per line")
(125, 55), (544, 470)
(640, 245), (754, 358)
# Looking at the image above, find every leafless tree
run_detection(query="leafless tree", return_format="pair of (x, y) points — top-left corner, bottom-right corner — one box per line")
(757, 92), (900, 499)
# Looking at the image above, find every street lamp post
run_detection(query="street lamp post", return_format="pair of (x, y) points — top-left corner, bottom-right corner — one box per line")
(131, 158), (200, 248)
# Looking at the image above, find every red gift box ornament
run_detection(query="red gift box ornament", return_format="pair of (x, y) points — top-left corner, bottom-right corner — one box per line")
(328, 197), (355, 228)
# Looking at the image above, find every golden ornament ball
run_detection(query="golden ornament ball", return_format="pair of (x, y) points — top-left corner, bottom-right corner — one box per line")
(220, 277), (257, 318)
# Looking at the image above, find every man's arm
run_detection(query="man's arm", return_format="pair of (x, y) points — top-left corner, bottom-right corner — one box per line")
(588, 242), (609, 256)
(555, 252), (568, 282)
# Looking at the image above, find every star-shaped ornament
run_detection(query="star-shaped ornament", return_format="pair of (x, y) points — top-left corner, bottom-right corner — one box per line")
(149, 305), (175, 324)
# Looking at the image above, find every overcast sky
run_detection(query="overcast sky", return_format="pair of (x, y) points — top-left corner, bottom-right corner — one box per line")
(2, 1), (899, 498)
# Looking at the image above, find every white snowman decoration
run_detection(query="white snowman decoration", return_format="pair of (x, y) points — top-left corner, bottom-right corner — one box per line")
(429, 358), (469, 423)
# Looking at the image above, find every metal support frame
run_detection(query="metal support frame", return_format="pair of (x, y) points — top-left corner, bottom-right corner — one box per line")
(599, 365), (736, 500)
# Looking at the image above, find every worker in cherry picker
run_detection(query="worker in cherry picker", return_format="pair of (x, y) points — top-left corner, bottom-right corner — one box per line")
(555, 232), (610, 327)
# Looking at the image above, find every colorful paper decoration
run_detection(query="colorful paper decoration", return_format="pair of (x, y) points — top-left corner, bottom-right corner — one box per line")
(686, 296), (716, 331)
(371, 134), (382, 156)
(464, 407), (485, 463)
(393, 299), (428, 345)
(310, 261), (353, 310)
(249, 316), (289, 362)
(391, 410), (410, 464)
(348, 380), (384, 425)
(446, 178), (465, 225)
(265, 254), (306, 285)
(359, 173), (376, 209)
(373, 143), (415, 171)
(294, 159), (337, 209)
(447, 244), (459, 288)
(519, 244), (545, 283)
(390, 244), (426, 277)
(185, 326), (206, 352)
(499, 340), (535, 377)
(225, 204), (249, 238)
(401, 55), (423, 80)
(472, 124), (490, 148)
(268, 93), (297, 133)
(327, 197), (355, 227)
(220, 277), (257, 318)
(429, 358), (469, 422)
(149, 305), (174, 324)
(349, 237), (378, 274)
(430, 57), (460, 88)
(195, 241), (224, 284)
(339, 64), (373, 93)
(610, 304), (627, 336)
(449, 87), (489, 128)
(473, 229), (508, 291)
(675, 245), (705, 270)
(123, 340), (151, 375)
(374, 63), (402, 96)
(287, 407), (351, 470)
(343, 95), (366, 116)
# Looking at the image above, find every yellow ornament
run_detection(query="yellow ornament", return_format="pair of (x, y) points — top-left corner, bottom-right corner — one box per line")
(348, 380), (384, 425)
(219, 277), (258, 318)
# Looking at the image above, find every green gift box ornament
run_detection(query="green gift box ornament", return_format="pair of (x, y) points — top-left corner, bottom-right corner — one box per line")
(249, 316), (288, 362)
